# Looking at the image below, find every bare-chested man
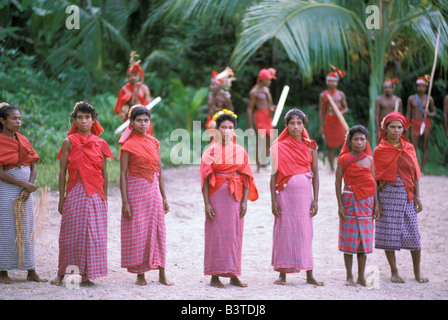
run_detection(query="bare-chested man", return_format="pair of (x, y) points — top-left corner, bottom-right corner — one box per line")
(444, 95), (448, 139)
(206, 70), (235, 131)
(319, 67), (348, 170)
(248, 68), (276, 172)
(375, 77), (403, 136)
(406, 76), (436, 171)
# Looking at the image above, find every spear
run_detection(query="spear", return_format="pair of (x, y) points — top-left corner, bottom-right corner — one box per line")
(420, 24), (440, 136)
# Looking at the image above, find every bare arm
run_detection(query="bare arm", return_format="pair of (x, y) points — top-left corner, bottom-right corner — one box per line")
(247, 90), (256, 130)
(58, 138), (71, 214)
(120, 150), (131, 219)
(334, 160), (345, 219)
(270, 172), (281, 217)
(202, 176), (215, 221)
(310, 148), (319, 217)
(340, 92), (348, 114)
(319, 93), (325, 135)
(157, 148), (169, 214)
(102, 157), (108, 201)
(427, 97), (436, 117)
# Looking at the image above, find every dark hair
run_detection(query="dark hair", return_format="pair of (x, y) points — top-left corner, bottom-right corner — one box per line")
(284, 108), (308, 126)
(0, 103), (19, 130)
(130, 105), (151, 121)
(346, 124), (369, 145)
(215, 113), (237, 129)
(70, 101), (98, 120)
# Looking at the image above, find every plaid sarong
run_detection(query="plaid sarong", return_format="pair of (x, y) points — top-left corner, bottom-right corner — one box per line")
(338, 185), (374, 254)
(375, 175), (421, 251)
(121, 173), (166, 273)
(58, 181), (108, 281)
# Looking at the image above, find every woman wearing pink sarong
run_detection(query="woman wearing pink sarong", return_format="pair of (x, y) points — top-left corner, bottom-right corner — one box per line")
(200, 110), (258, 288)
(270, 109), (324, 286)
(119, 105), (172, 286)
(51, 101), (113, 287)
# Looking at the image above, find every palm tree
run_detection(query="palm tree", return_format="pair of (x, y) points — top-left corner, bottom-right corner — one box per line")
(230, 0), (448, 145)
(30, 0), (132, 79)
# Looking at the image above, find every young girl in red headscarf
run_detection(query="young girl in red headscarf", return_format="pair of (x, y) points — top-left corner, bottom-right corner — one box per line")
(335, 125), (379, 287)
(51, 101), (113, 287)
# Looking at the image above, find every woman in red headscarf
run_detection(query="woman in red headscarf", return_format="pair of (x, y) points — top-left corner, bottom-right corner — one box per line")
(51, 101), (114, 287)
(200, 110), (258, 288)
(0, 103), (47, 284)
(119, 105), (172, 287)
(335, 125), (378, 287)
(373, 112), (428, 283)
(270, 109), (324, 286)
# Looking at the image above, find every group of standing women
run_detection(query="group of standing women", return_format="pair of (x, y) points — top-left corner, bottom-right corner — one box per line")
(0, 101), (427, 289)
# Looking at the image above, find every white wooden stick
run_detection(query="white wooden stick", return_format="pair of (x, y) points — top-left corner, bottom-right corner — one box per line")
(114, 97), (161, 135)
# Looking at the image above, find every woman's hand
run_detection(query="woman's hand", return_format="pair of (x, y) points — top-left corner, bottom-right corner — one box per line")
(122, 201), (132, 219)
(414, 197), (423, 213)
(58, 196), (65, 215)
(337, 204), (346, 220)
(18, 190), (31, 202)
(271, 199), (281, 218)
(205, 203), (215, 221)
(310, 200), (318, 217)
(24, 182), (37, 193)
(239, 200), (247, 218)
(163, 198), (170, 214)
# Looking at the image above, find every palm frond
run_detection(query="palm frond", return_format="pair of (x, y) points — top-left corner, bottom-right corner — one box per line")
(231, 0), (366, 81)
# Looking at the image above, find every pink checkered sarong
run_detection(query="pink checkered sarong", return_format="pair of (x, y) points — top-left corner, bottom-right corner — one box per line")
(204, 175), (244, 277)
(58, 181), (108, 281)
(272, 173), (314, 273)
(121, 173), (166, 273)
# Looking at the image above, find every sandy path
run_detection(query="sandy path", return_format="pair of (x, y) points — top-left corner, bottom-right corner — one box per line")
(0, 162), (447, 301)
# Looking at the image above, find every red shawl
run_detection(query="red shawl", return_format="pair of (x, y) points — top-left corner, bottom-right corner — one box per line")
(114, 82), (148, 115)
(338, 141), (375, 201)
(374, 136), (420, 202)
(0, 133), (40, 170)
(200, 141), (258, 202)
(120, 133), (160, 183)
(58, 121), (114, 201)
(270, 128), (317, 192)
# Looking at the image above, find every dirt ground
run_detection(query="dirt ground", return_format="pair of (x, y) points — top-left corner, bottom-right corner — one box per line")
(1, 161), (447, 301)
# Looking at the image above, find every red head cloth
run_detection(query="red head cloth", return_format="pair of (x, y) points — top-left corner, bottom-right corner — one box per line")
(66, 119), (104, 137)
(0, 132), (40, 171)
(378, 111), (411, 143)
(384, 77), (399, 86)
(211, 71), (223, 83)
(127, 63), (144, 81)
(326, 65), (346, 82)
(374, 135), (421, 202)
(338, 140), (375, 200)
(270, 127), (317, 192)
(200, 141), (258, 202)
(120, 133), (160, 184)
(257, 68), (277, 81)
(416, 75), (430, 85)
